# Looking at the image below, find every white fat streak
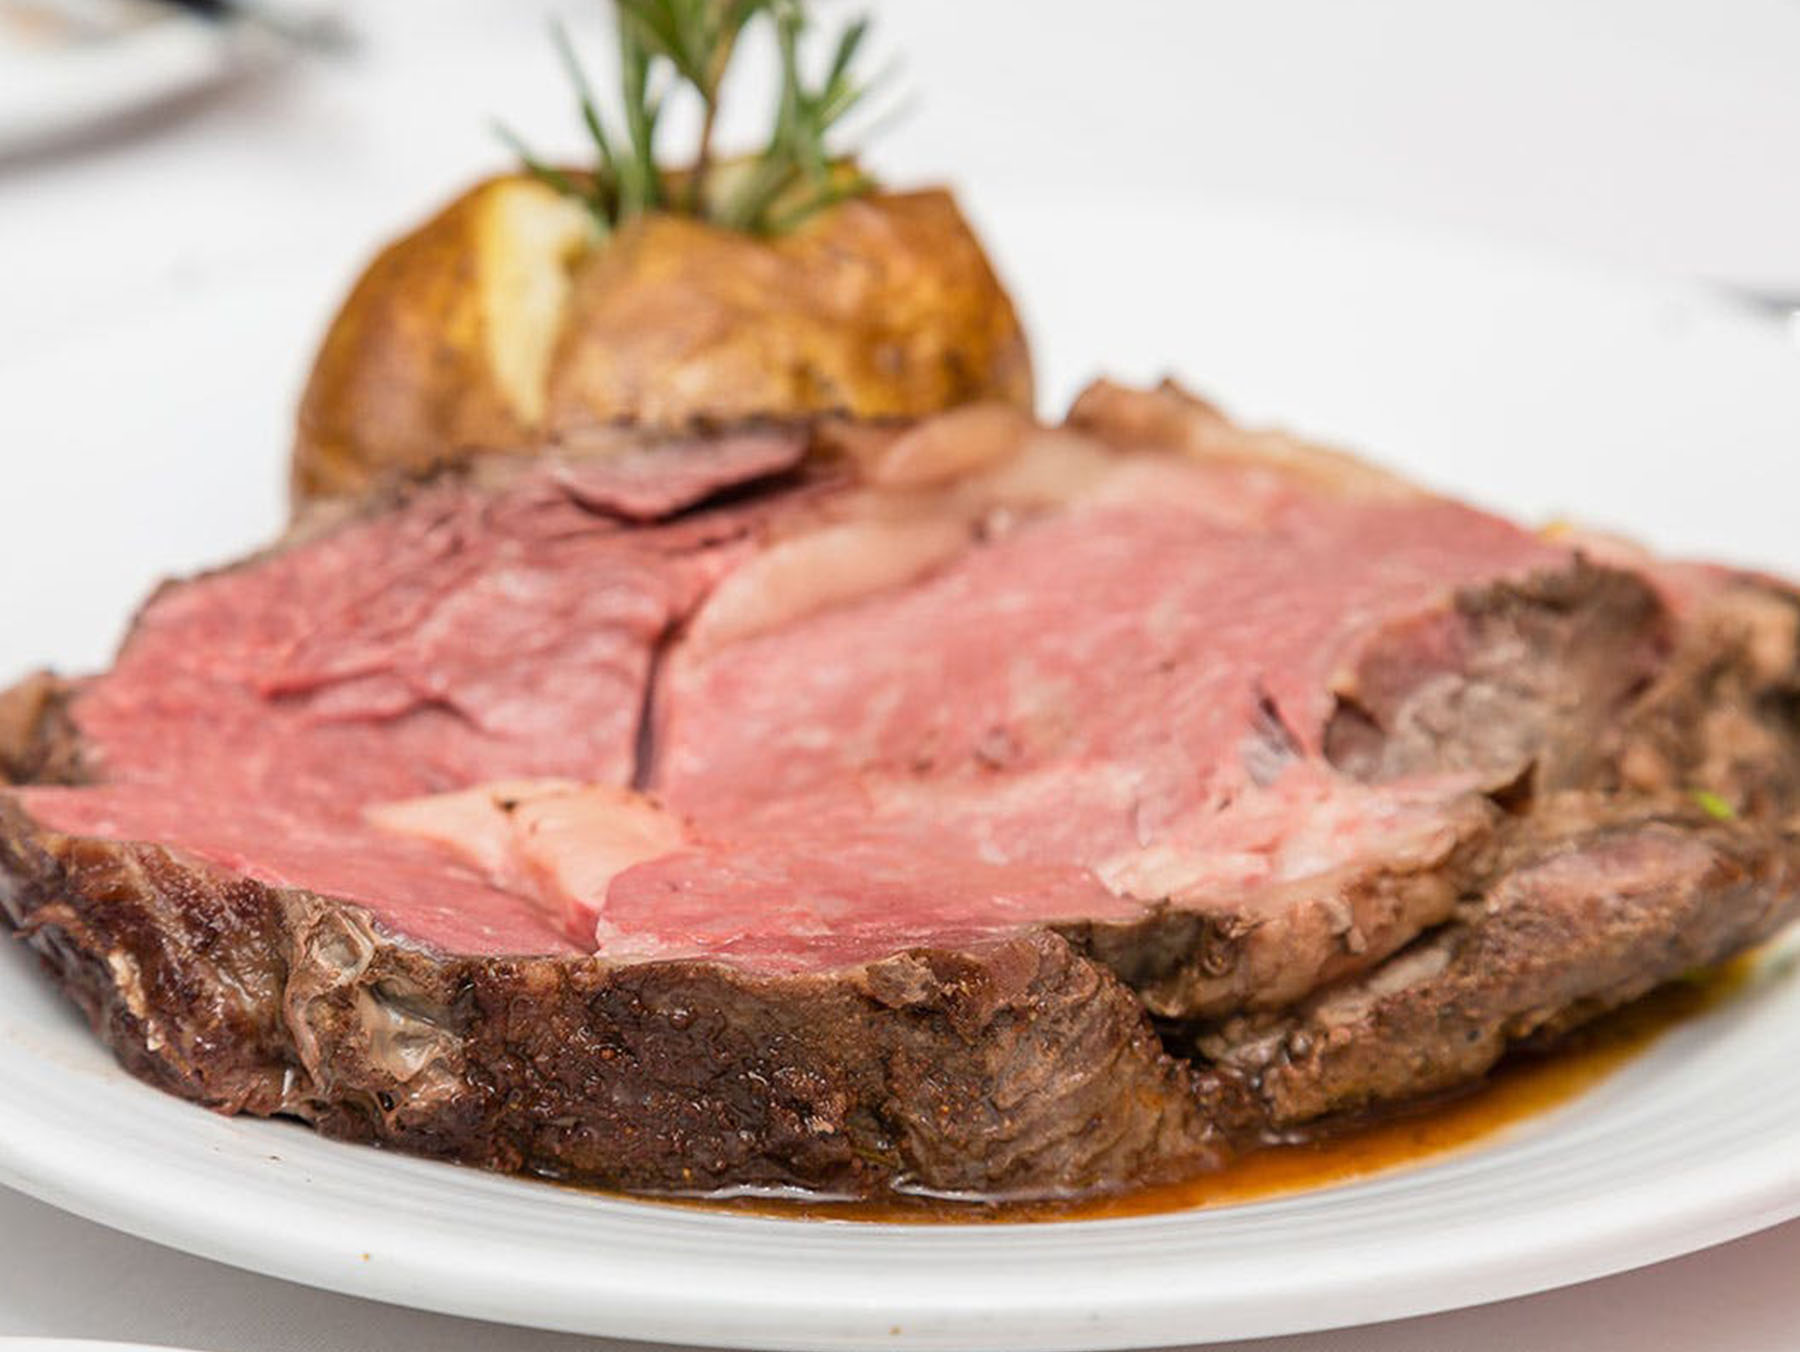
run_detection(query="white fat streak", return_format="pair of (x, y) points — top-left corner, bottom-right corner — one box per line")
(867, 402), (1034, 489)
(686, 514), (972, 651)
(363, 779), (581, 879)
(365, 780), (684, 949)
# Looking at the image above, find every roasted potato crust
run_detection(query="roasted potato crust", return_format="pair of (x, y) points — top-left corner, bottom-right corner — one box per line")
(293, 176), (1032, 504)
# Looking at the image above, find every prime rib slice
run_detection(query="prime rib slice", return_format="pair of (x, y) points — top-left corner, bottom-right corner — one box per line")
(3, 381), (1797, 1202)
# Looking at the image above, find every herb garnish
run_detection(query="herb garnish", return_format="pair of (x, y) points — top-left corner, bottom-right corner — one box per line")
(1691, 789), (1737, 822)
(499, 0), (888, 238)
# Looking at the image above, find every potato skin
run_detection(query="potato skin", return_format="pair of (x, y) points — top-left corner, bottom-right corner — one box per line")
(546, 188), (1033, 432)
(293, 177), (1033, 505)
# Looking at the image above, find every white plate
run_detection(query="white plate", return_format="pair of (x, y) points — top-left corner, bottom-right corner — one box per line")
(1, 203), (1799, 1350)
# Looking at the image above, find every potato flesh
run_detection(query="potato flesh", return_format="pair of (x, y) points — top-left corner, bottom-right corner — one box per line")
(477, 183), (597, 427)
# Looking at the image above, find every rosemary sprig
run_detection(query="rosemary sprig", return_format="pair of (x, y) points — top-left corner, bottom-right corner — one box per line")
(616, 6), (664, 216)
(502, 0), (890, 237)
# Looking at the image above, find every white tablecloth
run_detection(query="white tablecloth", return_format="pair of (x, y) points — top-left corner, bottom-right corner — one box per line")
(3, 2), (1798, 1348)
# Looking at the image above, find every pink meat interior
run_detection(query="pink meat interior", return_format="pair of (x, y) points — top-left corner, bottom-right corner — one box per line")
(18, 432), (1564, 970)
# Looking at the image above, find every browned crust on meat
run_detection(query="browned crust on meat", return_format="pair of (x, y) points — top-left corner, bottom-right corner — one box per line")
(1193, 815), (1800, 1134)
(1183, 571), (1800, 1138)
(1614, 581), (1800, 814)
(1059, 803), (1491, 1020)
(0, 672), (84, 787)
(6, 774), (1794, 1197)
(0, 795), (1219, 1199)
(1325, 558), (1672, 790)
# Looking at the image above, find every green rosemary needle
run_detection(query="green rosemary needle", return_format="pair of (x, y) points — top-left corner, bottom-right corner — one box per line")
(503, 0), (889, 237)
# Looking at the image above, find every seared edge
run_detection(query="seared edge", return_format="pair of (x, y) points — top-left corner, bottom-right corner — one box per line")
(1185, 571), (1800, 1137)
(1190, 812), (1800, 1135)
(6, 781), (1797, 1198)
(0, 794), (1220, 1199)
(0, 672), (84, 787)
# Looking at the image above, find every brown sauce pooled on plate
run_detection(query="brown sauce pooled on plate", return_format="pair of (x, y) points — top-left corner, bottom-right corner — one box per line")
(673, 959), (1750, 1224)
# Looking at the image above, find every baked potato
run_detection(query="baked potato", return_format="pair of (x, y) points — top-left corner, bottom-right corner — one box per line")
(293, 175), (1033, 504)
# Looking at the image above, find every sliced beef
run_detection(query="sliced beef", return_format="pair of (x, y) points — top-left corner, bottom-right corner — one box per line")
(3, 383), (1797, 1201)
(1188, 815), (1799, 1135)
(0, 801), (1218, 1197)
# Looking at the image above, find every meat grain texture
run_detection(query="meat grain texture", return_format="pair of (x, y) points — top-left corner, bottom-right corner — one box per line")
(3, 382), (1797, 1203)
